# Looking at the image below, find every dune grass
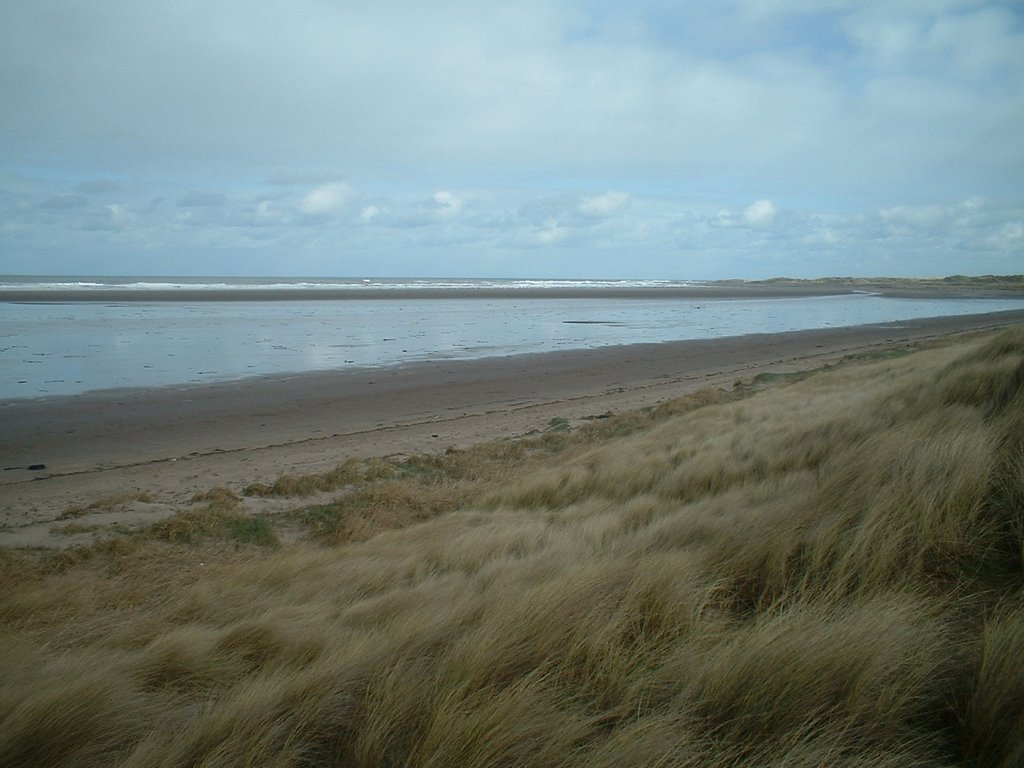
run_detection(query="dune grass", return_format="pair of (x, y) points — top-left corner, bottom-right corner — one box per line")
(1, 327), (1023, 767)
(58, 490), (155, 520)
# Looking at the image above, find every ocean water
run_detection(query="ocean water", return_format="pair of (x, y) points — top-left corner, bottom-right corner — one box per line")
(0, 275), (690, 292)
(2, 277), (1023, 399)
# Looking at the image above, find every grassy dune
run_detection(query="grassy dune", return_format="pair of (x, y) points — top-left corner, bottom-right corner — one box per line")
(2, 328), (1023, 767)
(727, 274), (1024, 296)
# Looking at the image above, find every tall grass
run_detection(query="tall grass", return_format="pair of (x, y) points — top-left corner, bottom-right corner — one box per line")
(2, 328), (1022, 767)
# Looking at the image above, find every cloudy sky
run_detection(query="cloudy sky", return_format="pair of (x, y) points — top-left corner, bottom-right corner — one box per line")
(2, 1), (1022, 279)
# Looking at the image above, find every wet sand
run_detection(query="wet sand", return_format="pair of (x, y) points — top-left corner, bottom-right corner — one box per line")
(2, 310), (1023, 544)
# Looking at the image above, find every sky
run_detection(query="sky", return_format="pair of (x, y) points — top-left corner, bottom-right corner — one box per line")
(1, 0), (1022, 280)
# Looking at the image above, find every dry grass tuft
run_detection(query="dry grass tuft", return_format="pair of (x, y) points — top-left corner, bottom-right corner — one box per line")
(244, 457), (396, 497)
(59, 491), (155, 519)
(190, 486), (241, 508)
(299, 480), (464, 545)
(2, 326), (1023, 766)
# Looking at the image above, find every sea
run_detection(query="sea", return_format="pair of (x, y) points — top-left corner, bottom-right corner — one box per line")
(3, 275), (1024, 400)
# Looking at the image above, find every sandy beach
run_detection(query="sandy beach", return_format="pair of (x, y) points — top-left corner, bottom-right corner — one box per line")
(3, 309), (1023, 546)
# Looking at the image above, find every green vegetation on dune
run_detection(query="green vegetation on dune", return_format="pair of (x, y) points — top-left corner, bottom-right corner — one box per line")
(727, 273), (1024, 296)
(2, 328), (1023, 767)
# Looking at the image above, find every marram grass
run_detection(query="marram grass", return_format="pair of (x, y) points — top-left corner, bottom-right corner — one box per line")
(2, 328), (1024, 767)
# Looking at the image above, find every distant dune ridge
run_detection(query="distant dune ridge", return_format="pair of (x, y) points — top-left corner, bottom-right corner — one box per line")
(2, 325), (1024, 766)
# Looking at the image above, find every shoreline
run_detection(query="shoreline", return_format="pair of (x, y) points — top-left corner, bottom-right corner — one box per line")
(6, 292), (1024, 403)
(0, 284), (858, 303)
(3, 310), (1023, 543)
(2, 278), (1021, 304)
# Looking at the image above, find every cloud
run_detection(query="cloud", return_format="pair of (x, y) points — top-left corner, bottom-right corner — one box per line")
(77, 203), (133, 231)
(986, 221), (1023, 249)
(924, 6), (1024, 78)
(875, 198), (1000, 238)
(1, 3), (1021, 278)
(532, 223), (569, 245)
(3, 1), (1019, 202)
(298, 182), (354, 217)
(107, 204), (129, 226)
(742, 199), (777, 227)
(711, 199), (778, 228)
(879, 204), (945, 228)
(577, 191), (629, 218)
(432, 190), (464, 219)
(516, 191), (633, 236)
(251, 200), (286, 224)
(802, 227), (843, 247)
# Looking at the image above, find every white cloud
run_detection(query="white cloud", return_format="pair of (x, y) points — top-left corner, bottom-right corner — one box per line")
(803, 228), (842, 247)
(256, 200), (277, 219)
(879, 204), (946, 230)
(713, 208), (734, 226)
(577, 191), (629, 218)
(986, 221), (1023, 249)
(1, 3), (1022, 278)
(298, 182), (353, 217)
(709, 200), (779, 229)
(742, 199), (777, 227)
(433, 190), (464, 218)
(106, 203), (130, 227)
(876, 198), (1001, 239)
(75, 201), (134, 231)
(925, 7), (1024, 78)
(4, 1), (1018, 201)
(533, 223), (568, 245)
(844, 13), (922, 68)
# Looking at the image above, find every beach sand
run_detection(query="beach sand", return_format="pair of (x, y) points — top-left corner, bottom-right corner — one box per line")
(3, 309), (1023, 547)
